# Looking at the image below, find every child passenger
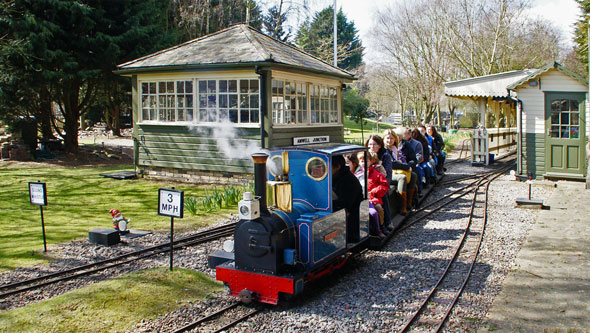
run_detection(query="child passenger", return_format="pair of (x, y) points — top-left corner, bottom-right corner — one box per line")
(358, 151), (389, 238)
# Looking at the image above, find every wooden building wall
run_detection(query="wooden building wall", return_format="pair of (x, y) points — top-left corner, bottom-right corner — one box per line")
(130, 69), (347, 179)
(517, 69), (589, 178)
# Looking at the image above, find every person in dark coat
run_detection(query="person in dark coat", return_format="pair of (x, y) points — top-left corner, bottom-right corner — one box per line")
(332, 155), (363, 243)
(427, 124), (446, 174)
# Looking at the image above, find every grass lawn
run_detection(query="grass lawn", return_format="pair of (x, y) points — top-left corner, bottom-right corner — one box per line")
(0, 163), (238, 271)
(0, 267), (223, 332)
(343, 116), (395, 145)
(343, 117), (470, 153)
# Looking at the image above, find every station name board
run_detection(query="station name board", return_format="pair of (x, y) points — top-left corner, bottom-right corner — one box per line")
(293, 136), (330, 146)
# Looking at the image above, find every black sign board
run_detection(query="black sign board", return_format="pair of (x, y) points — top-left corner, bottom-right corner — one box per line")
(29, 181), (48, 252)
(29, 182), (47, 206)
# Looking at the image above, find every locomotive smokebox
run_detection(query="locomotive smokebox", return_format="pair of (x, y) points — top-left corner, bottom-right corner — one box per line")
(252, 152), (269, 215)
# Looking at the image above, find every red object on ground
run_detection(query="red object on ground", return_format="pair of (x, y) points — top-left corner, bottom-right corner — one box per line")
(216, 266), (296, 305)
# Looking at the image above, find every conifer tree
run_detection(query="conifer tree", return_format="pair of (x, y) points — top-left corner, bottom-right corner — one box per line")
(0, 0), (176, 152)
(295, 6), (363, 71)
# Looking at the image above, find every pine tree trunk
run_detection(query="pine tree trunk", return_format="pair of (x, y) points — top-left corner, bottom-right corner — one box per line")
(63, 84), (80, 154)
(108, 105), (121, 136)
(64, 109), (79, 153)
(38, 89), (55, 140)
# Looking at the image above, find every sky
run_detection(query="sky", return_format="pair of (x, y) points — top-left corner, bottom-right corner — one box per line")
(272, 0), (582, 65)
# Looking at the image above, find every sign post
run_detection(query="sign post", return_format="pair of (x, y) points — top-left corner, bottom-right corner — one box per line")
(158, 187), (184, 271)
(29, 181), (48, 252)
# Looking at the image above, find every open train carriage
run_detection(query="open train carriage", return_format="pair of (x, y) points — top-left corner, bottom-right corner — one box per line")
(210, 143), (370, 304)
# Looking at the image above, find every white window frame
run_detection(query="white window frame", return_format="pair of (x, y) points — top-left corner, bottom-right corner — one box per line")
(137, 73), (261, 128)
(271, 74), (341, 127)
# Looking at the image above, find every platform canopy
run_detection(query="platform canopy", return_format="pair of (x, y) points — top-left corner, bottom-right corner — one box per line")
(444, 69), (537, 101)
(443, 69), (539, 128)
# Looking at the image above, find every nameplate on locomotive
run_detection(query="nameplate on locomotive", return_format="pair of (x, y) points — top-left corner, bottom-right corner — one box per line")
(323, 230), (339, 242)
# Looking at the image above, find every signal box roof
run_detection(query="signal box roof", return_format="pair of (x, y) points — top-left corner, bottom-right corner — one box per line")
(117, 24), (355, 80)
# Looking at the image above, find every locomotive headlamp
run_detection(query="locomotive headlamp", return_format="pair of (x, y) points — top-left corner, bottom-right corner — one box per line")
(238, 191), (260, 220)
(239, 205), (250, 215)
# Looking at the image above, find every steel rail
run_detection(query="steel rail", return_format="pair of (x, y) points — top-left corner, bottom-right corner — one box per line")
(397, 163), (514, 235)
(173, 302), (240, 333)
(434, 171), (505, 332)
(0, 224), (236, 298)
(212, 308), (263, 333)
(400, 176), (485, 332)
(399, 165), (508, 332)
(445, 138), (471, 166)
(438, 160), (513, 186)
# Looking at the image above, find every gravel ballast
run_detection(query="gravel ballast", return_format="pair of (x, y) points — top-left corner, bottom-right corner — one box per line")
(0, 161), (555, 332)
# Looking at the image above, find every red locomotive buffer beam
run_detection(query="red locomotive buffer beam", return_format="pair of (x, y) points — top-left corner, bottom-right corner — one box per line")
(216, 266), (302, 305)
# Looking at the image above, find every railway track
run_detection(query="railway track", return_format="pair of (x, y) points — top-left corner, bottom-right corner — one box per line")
(398, 160), (514, 234)
(398, 164), (506, 332)
(173, 302), (262, 333)
(0, 222), (236, 299)
(445, 138), (471, 167)
(438, 151), (515, 186)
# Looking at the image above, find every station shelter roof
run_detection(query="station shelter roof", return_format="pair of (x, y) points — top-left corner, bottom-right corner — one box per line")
(506, 62), (588, 90)
(117, 24), (355, 80)
(444, 69), (537, 100)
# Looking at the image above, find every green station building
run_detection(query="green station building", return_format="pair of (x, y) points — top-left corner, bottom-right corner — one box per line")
(117, 24), (355, 184)
(445, 63), (588, 180)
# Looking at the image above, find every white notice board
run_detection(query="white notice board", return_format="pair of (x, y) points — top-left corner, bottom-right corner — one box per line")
(29, 182), (47, 206)
(158, 188), (184, 218)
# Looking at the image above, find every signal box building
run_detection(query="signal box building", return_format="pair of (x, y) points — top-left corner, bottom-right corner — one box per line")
(116, 24), (355, 184)
(445, 63), (589, 180)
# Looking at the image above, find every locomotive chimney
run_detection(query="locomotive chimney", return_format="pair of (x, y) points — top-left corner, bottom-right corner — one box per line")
(251, 152), (269, 215)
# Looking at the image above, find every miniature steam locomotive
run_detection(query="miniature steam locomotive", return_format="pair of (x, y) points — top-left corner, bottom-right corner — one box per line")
(208, 143), (371, 305)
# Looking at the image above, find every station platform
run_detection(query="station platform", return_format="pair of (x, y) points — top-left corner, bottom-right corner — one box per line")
(481, 181), (590, 331)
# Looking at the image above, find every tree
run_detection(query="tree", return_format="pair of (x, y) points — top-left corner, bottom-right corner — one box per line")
(0, 1), (55, 139)
(263, 4), (291, 42)
(574, 0), (590, 77)
(342, 87), (369, 118)
(295, 6), (364, 72)
(170, 0), (263, 41)
(371, 0), (565, 127)
(96, 1), (177, 136)
(1, 0), (178, 153)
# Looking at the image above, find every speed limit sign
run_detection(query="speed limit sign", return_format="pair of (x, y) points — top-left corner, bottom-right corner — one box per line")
(158, 188), (184, 218)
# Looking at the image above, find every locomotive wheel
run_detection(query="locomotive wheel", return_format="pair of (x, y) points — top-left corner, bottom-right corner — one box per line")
(238, 289), (254, 304)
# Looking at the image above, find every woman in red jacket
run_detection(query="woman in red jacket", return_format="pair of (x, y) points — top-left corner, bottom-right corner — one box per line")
(359, 151), (389, 237)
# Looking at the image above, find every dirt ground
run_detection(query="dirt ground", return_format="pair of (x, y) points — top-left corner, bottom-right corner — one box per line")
(1, 136), (133, 168)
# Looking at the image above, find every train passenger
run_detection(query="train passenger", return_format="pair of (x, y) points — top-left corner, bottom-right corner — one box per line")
(402, 127), (426, 191)
(421, 125), (440, 175)
(417, 126), (438, 183)
(331, 155), (363, 243)
(412, 128), (436, 185)
(365, 135), (394, 232)
(383, 129), (412, 214)
(427, 124), (446, 174)
(356, 152), (382, 237)
(360, 151), (389, 238)
(345, 153), (365, 190)
(365, 135), (392, 183)
(395, 127), (420, 209)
